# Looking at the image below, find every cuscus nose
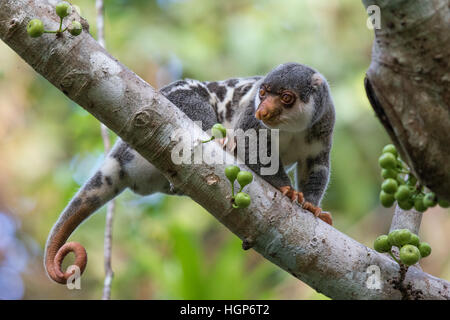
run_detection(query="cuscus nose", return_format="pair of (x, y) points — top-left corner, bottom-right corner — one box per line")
(255, 96), (279, 121)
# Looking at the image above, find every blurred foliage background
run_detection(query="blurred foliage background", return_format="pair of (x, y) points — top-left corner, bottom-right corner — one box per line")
(0, 0), (449, 300)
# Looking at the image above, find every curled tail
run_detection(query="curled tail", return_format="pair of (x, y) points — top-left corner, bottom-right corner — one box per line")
(44, 153), (127, 284)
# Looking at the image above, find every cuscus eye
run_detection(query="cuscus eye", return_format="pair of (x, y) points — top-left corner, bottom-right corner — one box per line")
(259, 88), (266, 98)
(281, 92), (295, 105)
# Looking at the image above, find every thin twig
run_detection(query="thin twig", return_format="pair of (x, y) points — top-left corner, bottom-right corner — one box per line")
(388, 175), (424, 297)
(389, 204), (423, 235)
(389, 175), (423, 235)
(102, 201), (115, 300)
(96, 0), (115, 300)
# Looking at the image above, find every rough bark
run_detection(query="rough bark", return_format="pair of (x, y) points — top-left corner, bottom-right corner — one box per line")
(1, 0), (449, 299)
(363, 0), (450, 201)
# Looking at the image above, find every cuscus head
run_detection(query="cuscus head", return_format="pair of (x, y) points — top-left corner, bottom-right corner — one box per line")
(255, 63), (329, 131)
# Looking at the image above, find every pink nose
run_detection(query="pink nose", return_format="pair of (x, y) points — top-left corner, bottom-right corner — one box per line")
(256, 108), (269, 120)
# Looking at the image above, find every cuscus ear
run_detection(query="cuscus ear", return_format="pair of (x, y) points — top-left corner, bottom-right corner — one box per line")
(311, 73), (324, 90)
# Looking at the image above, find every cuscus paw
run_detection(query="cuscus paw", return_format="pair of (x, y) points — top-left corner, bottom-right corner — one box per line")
(278, 186), (305, 204)
(302, 201), (333, 226)
(319, 211), (333, 225)
(279, 186), (333, 226)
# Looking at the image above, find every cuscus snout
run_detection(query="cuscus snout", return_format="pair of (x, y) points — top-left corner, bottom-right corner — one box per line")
(255, 95), (281, 122)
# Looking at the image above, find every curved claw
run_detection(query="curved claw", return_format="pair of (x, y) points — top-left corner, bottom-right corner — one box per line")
(302, 201), (321, 216)
(279, 186), (304, 204)
(303, 202), (333, 226)
(318, 211), (333, 226)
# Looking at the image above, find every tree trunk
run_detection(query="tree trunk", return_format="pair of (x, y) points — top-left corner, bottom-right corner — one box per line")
(363, 0), (450, 201)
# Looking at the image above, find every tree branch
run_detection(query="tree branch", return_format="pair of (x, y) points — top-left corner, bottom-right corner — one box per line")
(1, 0), (448, 299)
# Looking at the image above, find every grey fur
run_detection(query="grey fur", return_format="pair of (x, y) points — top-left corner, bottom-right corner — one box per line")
(112, 142), (135, 166)
(263, 63), (315, 103)
(206, 82), (227, 102)
(105, 176), (113, 186)
(232, 63), (335, 206)
(85, 171), (103, 190)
